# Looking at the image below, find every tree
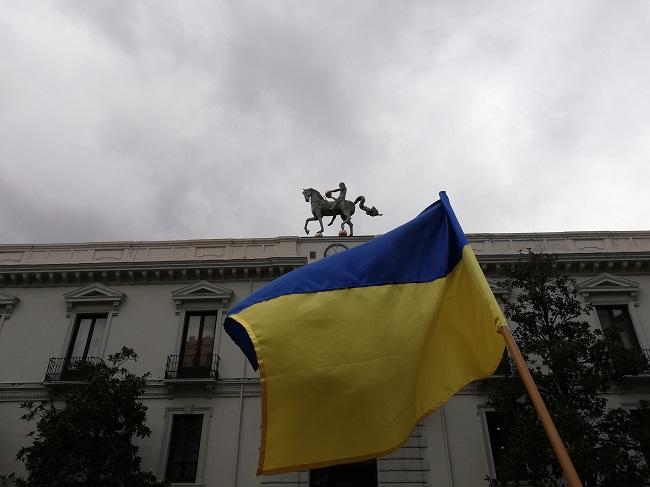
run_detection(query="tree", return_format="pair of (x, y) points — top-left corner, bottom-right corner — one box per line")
(487, 252), (650, 487)
(17, 348), (166, 487)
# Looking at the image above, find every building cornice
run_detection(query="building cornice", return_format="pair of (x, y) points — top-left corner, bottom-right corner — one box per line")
(3, 230), (650, 257)
(3, 253), (650, 287)
(0, 257), (306, 287)
(478, 252), (650, 276)
(2, 231), (650, 286)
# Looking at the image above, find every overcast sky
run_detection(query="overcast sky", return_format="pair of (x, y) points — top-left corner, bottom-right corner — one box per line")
(1, 1), (649, 244)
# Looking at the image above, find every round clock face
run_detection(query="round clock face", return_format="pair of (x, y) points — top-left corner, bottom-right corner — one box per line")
(324, 243), (349, 257)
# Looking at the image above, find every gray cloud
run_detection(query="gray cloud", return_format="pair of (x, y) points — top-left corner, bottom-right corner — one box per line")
(1, 1), (649, 244)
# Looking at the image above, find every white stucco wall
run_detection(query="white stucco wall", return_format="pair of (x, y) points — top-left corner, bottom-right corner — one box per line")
(1, 232), (650, 486)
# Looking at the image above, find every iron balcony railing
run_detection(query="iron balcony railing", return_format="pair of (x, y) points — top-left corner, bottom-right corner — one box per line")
(165, 354), (220, 380)
(491, 349), (650, 377)
(44, 356), (102, 382)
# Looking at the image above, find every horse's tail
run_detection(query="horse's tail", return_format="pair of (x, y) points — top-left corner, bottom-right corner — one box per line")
(354, 196), (383, 217)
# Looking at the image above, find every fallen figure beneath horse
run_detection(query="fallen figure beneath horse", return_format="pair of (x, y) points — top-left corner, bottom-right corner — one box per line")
(302, 187), (382, 237)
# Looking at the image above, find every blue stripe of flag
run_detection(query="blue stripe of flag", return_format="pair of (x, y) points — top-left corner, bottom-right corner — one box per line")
(228, 192), (467, 316)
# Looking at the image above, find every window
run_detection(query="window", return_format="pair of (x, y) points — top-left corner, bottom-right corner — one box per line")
(484, 411), (528, 482)
(485, 411), (507, 480)
(66, 314), (107, 360)
(310, 459), (378, 487)
(60, 282), (124, 365)
(169, 281), (232, 379)
(595, 305), (641, 350)
(178, 312), (217, 378)
(159, 407), (211, 483)
(58, 314), (107, 381)
(578, 274), (645, 354)
(165, 414), (203, 483)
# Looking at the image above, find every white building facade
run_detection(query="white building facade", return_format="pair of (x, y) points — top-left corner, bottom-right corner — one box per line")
(0, 232), (649, 486)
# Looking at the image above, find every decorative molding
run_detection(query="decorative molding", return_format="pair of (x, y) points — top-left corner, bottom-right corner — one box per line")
(215, 378), (261, 397)
(0, 257), (306, 287)
(3, 376), (647, 402)
(0, 383), (50, 402)
(4, 233), (650, 287)
(1, 378), (262, 402)
(578, 273), (640, 304)
(171, 281), (233, 315)
(63, 282), (126, 317)
(478, 254), (650, 277)
(0, 289), (19, 318)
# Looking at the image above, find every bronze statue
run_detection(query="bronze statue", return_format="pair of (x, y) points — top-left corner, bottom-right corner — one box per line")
(302, 184), (382, 237)
(325, 182), (348, 215)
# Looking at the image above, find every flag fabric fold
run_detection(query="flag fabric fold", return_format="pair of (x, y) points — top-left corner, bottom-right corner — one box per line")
(224, 191), (506, 475)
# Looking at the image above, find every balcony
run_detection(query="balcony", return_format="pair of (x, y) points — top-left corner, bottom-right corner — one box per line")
(489, 349), (650, 378)
(44, 356), (102, 384)
(164, 354), (220, 389)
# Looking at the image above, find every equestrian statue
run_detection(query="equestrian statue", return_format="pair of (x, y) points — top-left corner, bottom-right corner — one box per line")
(302, 182), (382, 237)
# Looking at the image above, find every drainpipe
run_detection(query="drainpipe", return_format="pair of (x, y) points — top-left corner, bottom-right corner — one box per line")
(231, 369), (245, 487)
(231, 279), (253, 487)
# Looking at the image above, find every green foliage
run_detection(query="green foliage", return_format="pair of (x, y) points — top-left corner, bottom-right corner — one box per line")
(17, 347), (166, 487)
(1, 474), (16, 487)
(487, 252), (650, 487)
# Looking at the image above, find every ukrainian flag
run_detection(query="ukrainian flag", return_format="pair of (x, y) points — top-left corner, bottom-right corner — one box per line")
(224, 192), (506, 475)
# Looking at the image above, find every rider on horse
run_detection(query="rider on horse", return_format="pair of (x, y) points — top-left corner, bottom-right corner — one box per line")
(302, 184), (381, 237)
(325, 182), (347, 213)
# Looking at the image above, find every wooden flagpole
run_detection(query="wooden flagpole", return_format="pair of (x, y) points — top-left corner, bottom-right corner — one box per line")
(498, 326), (584, 487)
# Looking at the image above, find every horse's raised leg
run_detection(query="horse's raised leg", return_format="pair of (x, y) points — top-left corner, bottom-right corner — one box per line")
(327, 215), (337, 226)
(304, 216), (318, 235)
(340, 212), (354, 236)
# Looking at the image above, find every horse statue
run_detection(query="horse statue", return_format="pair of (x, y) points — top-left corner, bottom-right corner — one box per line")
(302, 187), (382, 237)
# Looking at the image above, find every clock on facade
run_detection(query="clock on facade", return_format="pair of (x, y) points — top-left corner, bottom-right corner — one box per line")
(323, 243), (349, 257)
